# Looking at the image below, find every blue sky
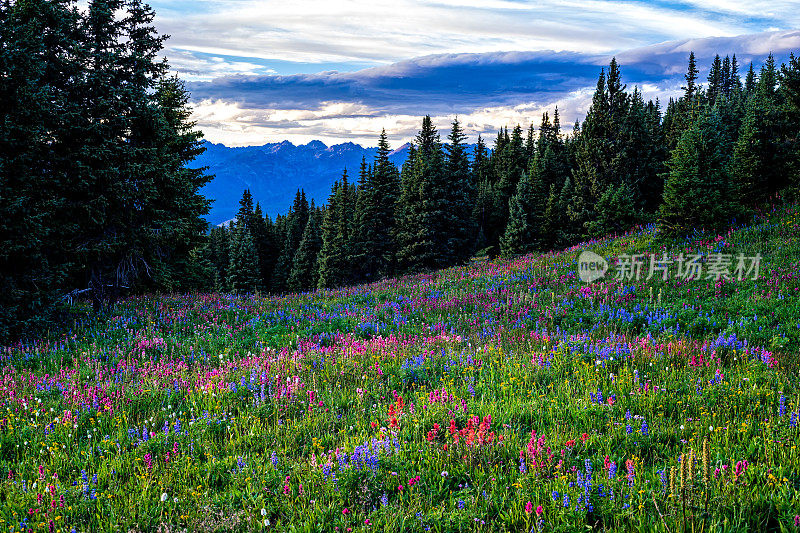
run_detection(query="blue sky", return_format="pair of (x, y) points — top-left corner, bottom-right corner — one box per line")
(147, 0), (800, 146)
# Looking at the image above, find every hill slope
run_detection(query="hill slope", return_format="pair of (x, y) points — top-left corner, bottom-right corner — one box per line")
(2, 205), (799, 531)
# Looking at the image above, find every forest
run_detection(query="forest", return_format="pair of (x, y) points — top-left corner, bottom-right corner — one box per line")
(207, 52), (800, 294)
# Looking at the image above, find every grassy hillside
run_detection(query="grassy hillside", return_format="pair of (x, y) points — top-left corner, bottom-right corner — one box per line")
(1, 205), (799, 532)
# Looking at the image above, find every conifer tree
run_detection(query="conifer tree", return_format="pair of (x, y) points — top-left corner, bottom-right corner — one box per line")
(707, 54), (723, 103)
(289, 208), (322, 292)
(397, 117), (448, 272)
(745, 62), (757, 94)
(500, 172), (538, 257)
(227, 225), (260, 293)
(444, 118), (476, 263)
(660, 110), (736, 234)
(350, 131), (400, 280)
(682, 51), (699, 100)
(732, 57), (788, 209)
(318, 171), (354, 288)
(271, 190), (309, 292)
(0, 0), (85, 337)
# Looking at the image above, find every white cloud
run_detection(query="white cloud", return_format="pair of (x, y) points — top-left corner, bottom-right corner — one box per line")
(190, 86), (600, 147)
(151, 0), (777, 73)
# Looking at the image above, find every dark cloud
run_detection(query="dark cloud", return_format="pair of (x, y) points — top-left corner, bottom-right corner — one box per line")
(186, 30), (800, 117)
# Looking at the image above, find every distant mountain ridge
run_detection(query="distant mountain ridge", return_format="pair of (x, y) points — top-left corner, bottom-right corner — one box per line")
(196, 140), (414, 225)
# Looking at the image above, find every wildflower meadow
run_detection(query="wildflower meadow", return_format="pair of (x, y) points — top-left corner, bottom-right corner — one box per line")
(1, 205), (799, 532)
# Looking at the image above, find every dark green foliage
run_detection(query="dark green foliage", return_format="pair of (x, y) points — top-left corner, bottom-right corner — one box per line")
(350, 131), (400, 280)
(272, 190), (309, 293)
(318, 171), (356, 288)
(682, 51), (699, 100)
(0, 0), (210, 339)
(227, 225), (260, 294)
(444, 119), (476, 263)
(289, 207), (323, 292)
(500, 172), (540, 257)
(585, 182), (637, 237)
(659, 110), (736, 234)
(397, 117), (449, 272)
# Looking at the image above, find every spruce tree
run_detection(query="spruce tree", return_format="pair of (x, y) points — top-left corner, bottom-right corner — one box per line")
(500, 172), (538, 257)
(0, 0), (85, 337)
(732, 61), (787, 209)
(444, 118), (476, 263)
(682, 51), (699, 100)
(227, 225), (260, 293)
(660, 110), (736, 234)
(397, 116), (449, 271)
(350, 131), (400, 279)
(707, 54), (723, 103)
(289, 208), (322, 292)
(318, 172), (354, 288)
(272, 190), (309, 292)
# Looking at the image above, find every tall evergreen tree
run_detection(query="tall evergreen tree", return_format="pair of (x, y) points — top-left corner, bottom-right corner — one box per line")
(289, 207), (322, 292)
(444, 118), (476, 263)
(660, 109), (736, 234)
(682, 51), (699, 100)
(350, 131), (400, 280)
(227, 224), (260, 294)
(396, 116), (448, 272)
(500, 172), (539, 257)
(272, 190), (309, 292)
(318, 171), (355, 288)
(707, 54), (723, 103)
(0, 0), (85, 337)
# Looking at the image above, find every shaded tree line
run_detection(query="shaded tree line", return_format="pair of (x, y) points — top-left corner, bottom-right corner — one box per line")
(0, 0), (211, 340)
(209, 52), (800, 295)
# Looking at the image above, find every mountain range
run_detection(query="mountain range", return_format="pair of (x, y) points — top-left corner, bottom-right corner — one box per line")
(196, 140), (414, 225)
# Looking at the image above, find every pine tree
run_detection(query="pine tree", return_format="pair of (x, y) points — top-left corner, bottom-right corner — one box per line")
(350, 131), (400, 279)
(444, 118), (476, 263)
(660, 110), (736, 234)
(289, 208), (322, 292)
(272, 190), (309, 292)
(585, 182), (637, 237)
(318, 171), (354, 288)
(732, 60), (788, 210)
(397, 117), (448, 272)
(682, 51), (699, 100)
(615, 88), (664, 212)
(745, 62), (757, 94)
(251, 203), (277, 289)
(208, 226), (231, 290)
(781, 53), (800, 197)
(227, 225), (260, 293)
(500, 172), (538, 257)
(0, 0), (85, 338)
(707, 54), (723, 103)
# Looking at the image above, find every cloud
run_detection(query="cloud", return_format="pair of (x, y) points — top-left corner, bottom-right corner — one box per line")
(186, 50), (604, 116)
(151, 0), (780, 75)
(183, 29), (800, 146)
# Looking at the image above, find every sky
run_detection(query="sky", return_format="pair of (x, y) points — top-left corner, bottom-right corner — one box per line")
(145, 0), (800, 147)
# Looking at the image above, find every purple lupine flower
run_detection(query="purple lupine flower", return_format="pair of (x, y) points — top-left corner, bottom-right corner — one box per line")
(608, 461), (617, 480)
(641, 420), (649, 436)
